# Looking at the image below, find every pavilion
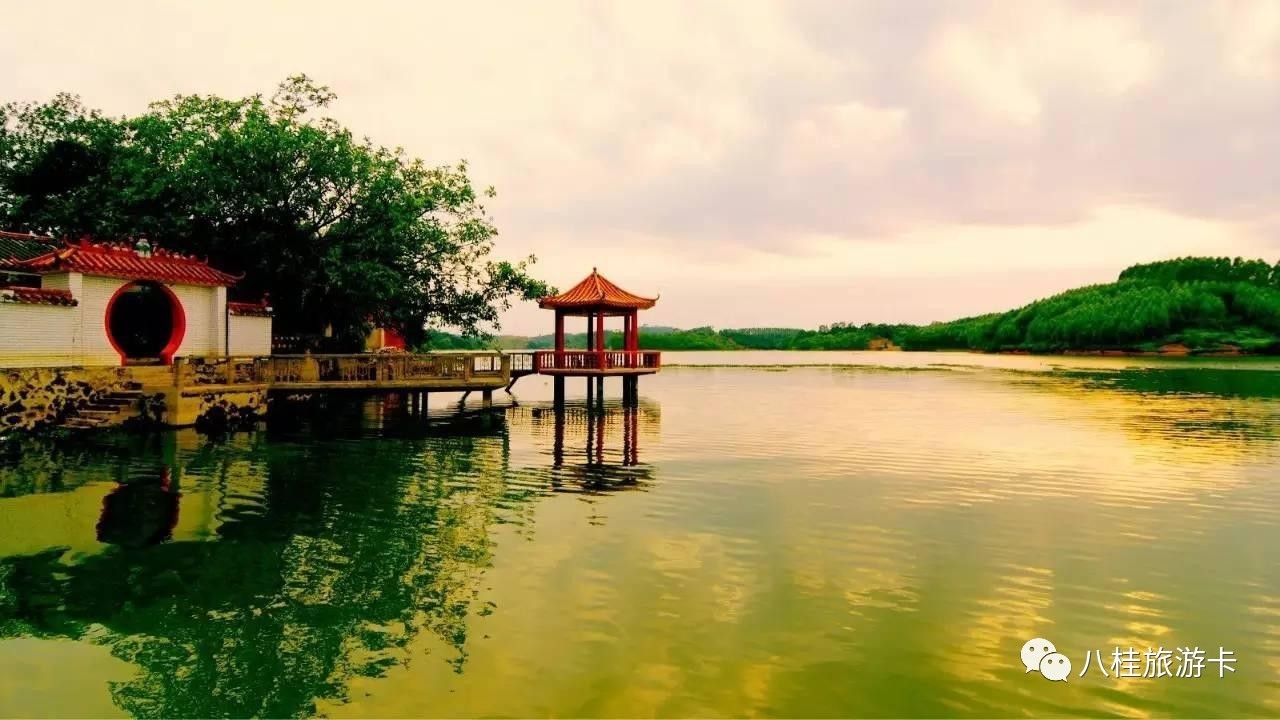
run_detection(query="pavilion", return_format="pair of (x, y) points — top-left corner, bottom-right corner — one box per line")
(534, 268), (661, 405)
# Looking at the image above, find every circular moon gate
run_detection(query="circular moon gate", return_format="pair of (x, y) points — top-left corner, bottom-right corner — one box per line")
(105, 281), (186, 364)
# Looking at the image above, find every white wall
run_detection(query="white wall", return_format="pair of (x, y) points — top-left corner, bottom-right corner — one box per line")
(74, 275), (225, 364)
(0, 302), (81, 367)
(41, 272), (84, 354)
(78, 275), (121, 364)
(168, 282), (224, 357)
(229, 315), (273, 355)
(0, 273), (230, 366)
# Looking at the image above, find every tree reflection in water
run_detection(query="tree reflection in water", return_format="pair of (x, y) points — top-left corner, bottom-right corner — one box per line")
(0, 396), (661, 718)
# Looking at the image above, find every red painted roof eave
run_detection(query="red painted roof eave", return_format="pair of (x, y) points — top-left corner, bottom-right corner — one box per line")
(537, 298), (656, 310)
(227, 300), (273, 317)
(34, 266), (240, 286)
(13, 250), (240, 286)
(0, 287), (79, 306)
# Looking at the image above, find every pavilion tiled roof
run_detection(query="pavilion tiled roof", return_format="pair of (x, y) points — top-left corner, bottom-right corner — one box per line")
(538, 268), (657, 310)
(0, 286), (78, 306)
(0, 236), (241, 287)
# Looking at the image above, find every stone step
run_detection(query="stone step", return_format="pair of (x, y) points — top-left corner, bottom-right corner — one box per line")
(83, 400), (134, 411)
(125, 367), (176, 386)
(62, 416), (109, 429)
(83, 391), (144, 408)
(62, 390), (150, 429)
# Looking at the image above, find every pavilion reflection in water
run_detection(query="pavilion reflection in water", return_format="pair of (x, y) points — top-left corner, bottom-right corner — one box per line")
(505, 399), (660, 489)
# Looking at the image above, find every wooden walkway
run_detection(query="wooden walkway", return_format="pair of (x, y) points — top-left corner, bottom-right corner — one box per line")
(169, 351), (539, 394)
(159, 348), (661, 397)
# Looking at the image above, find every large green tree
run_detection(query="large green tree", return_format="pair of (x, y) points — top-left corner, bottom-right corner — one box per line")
(0, 76), (548, 347)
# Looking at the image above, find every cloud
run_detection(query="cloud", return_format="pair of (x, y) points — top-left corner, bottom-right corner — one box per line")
(780, 102), (908, 174)
(1215, 0), (1280, 80)
(922, 1), (1155, 128)
(925, 25), (1044, 127)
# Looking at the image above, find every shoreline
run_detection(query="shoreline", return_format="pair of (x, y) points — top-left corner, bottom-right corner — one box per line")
(517, 346), (1275, 358)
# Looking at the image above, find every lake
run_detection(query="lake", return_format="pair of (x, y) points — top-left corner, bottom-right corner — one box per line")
(2, 351), (1280, 717)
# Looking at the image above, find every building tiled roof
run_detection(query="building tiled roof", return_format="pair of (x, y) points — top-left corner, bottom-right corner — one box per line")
(0, 286), (78, 306)
(538, 268), (657, 310)
(228, 298), (273, 317)
(2, 237), (241, 287)
(0, 231), (59, 267)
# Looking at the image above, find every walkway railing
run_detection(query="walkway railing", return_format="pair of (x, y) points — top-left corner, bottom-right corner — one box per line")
(508, 351), (536, 374)
(172, 352), (511, 389)
(168, 349), (657, 390)
(533, 350), (661, 372)
(174, 356), (264, 387)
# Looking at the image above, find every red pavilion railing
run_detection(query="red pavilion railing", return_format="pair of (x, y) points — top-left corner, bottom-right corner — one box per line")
(533, 350), (661, 372)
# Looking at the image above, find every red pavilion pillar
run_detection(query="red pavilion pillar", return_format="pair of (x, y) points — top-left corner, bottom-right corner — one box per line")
(554, 310), (565, 368)
(596, 311), (605, 369)
(629, 309), (640, 364)
(622, 313), (631, 365)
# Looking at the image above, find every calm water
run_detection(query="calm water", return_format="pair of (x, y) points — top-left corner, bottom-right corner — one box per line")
(2, 352), (1280, 717)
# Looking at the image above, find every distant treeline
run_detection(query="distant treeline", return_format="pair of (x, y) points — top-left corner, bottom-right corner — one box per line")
(423, 257), (1280, 354)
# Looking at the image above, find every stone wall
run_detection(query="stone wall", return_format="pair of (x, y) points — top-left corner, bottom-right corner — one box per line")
(155, 386), (268, 429)
(0, 366), (133, 432)
(192, 389), (269, 433)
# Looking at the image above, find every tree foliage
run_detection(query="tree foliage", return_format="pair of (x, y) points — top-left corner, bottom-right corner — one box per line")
(0, 76), (549, 347)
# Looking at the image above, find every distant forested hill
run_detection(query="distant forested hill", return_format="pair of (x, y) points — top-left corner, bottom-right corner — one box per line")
(422, 257), (1280, 354)
(893, 257), (1280, 353)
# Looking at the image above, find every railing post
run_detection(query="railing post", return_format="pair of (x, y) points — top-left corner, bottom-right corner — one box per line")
(464, 354), (473, 382)
(300, 350), (319, 383)
(173, 356), (186, 389)
(501, 353), (512, 383)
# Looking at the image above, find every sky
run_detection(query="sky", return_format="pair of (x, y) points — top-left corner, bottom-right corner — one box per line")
(2, 1), (1279, 335)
